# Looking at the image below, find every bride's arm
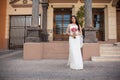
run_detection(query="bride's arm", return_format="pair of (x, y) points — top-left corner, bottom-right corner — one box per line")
(78, 25), (82, 35)
(66, 24), (70, 36)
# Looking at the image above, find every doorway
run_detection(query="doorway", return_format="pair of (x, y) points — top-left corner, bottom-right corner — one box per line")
(92, 8), (105, 41)
(9, 15), (41, 49)
(117, 10), (120, 42)
(53, 8), (72, 41)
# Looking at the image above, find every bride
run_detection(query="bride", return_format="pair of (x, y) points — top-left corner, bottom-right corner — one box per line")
(66, 15), (83, 70)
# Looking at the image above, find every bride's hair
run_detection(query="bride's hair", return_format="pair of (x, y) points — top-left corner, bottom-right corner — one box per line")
(70, 15), (80, 31)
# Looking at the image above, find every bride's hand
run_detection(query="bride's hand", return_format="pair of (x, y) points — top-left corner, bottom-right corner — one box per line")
(71, 35), (75, 38)
(78, 32), (82, 35)
(73, 33), (76, 36)
(71, 33), (77, 37)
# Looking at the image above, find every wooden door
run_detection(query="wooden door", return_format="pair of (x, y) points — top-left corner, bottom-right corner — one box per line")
(117, 10), (120, 42)
(53, 8), (72, 41)
(92, 8), (105, 41)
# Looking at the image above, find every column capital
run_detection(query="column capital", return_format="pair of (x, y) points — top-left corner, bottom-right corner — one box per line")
(42, 3), (49, 8)
(84, 27), (96, 31)
(42, 0), (49, 3)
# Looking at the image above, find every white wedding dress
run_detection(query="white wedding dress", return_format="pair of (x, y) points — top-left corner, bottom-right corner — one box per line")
(68, 24), (83, 70)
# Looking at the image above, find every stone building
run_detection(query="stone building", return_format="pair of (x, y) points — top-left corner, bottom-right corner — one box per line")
(0, 0), (120, 60)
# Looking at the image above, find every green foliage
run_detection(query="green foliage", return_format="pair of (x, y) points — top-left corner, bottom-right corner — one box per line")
(76, 6), (85, 27)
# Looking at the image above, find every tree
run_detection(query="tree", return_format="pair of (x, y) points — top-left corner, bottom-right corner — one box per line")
(76, 6), (85, 28)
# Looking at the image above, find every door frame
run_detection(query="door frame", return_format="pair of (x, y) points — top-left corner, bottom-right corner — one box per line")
(92, 8), (105, 41)
(117, 9), (120, 42)
(53, 8), (72, 41)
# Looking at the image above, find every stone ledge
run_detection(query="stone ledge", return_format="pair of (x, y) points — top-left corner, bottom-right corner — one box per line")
(24, 42), (100, 60)
(23, 42), (69, 59)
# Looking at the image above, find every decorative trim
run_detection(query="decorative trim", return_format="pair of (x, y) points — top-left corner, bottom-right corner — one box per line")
(11, 4), (32, 8)
(9, 0), (20, 4)
(51, 5), (53, 8)
(23, 0), (28, 4)
(112, 0), (119, 7)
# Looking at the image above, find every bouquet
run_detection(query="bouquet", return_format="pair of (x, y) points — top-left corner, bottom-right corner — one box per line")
(71, 28), (77, 39)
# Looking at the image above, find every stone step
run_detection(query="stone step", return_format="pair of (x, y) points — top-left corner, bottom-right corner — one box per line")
(101, 51), (120, 53)
(92, 43), (120, 61)
(100, 51), (120, 53)
(100, 46), (120, 48)
(100, 47), (120, 49)
(100, 44), (120, 47)
(92, 56), (120, 61)
(101, 53), (120, 56)
(100, 44), (120, 54)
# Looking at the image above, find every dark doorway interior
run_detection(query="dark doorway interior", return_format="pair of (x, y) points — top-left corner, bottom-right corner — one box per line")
(92, 8), (105, 41)
(117, 10), (120, 42)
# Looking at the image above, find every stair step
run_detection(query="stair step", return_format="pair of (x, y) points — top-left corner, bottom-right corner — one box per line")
(101, 53), (120, 56)
(101, 48), (120, 50)
(100, 44), (120, 47)
(100, 44), (120, 54)
(100, 51), (120, 53)
(100, 46), (120, 49)
(92, 43), (120, 61)
(92, 56), (120, 61)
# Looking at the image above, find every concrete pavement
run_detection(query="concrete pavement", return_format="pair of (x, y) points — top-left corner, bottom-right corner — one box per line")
(0, 50), (120, 80)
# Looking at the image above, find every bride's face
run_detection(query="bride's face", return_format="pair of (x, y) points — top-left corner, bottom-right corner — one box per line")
(71, 17), (76, 23)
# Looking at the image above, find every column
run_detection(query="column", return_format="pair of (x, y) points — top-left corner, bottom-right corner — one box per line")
(25, 0), (40, 42)
(32, 0), (39, 27)
(41, 0), (49, 42)
(84, 0), (97, 43)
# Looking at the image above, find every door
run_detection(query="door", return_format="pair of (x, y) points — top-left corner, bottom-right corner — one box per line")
(53, 8), (72, 41)
(117, 10), (120, 42)
(9, 16), (32, 49)
(92, 8), (105, 41)
(9, 16), (26, 49)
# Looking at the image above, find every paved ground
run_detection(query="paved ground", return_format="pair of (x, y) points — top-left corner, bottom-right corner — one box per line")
(0, 50), (120, 80)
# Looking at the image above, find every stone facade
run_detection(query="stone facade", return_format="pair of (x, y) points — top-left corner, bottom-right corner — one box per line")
(0, 0), (119, 49)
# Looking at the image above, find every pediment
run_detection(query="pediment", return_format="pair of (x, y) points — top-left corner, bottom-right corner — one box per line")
(9, 0), (33, 8)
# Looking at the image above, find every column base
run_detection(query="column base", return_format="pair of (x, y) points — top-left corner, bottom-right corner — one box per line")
(83, 27), (98, 43)
(25, 37), (40, 42)
(25, 27), (41, 42)
(40, 32), (49, 42)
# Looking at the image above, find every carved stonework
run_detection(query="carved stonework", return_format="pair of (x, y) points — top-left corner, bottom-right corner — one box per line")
(25, 27), (41, 42)
(10, 0), (20, 4)
(23, 0), (28, 4)
(83, 27), (97, 43)
(42, 0), (49, 3)
(112, 0), (119, 7)
(9, 0), (32, 8)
